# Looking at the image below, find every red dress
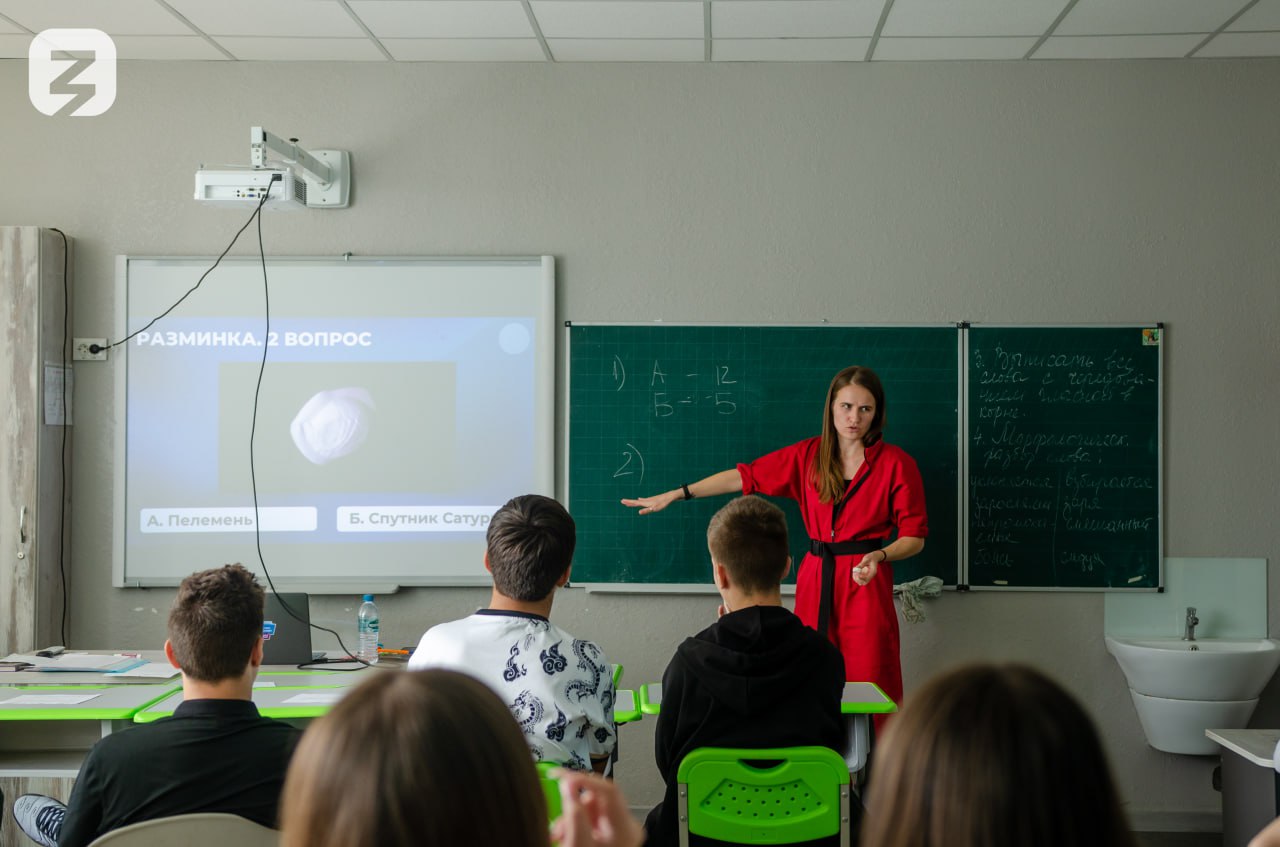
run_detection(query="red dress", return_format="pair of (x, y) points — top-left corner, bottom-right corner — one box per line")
(738, 437), (928, 711)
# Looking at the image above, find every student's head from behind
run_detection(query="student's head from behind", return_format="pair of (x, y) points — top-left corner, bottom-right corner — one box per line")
(486, 494), (576, 601)
(166, 563), (264, 682)
(862, 662), (1135, 847)
(281, 669), (550, 847)
(706, 496), (790, 595)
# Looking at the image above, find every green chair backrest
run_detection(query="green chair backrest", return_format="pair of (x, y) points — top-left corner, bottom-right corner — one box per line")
(536, 761), (563, 824)
(676, 746), (851, 846)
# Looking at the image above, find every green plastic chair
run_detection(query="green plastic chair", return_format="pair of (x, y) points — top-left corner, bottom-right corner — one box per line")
(638, 681), (662, 715)
(614, 688), (642, 724)
(676, 747), (851, 847)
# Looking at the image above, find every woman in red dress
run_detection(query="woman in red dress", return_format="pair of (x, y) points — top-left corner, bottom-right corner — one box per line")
(623, 366), (927, 713)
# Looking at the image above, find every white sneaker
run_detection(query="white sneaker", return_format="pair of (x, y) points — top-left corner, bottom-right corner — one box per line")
(13, 793), (65, 847)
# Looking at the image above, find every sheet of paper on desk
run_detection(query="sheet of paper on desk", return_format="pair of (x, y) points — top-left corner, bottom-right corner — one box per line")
(283, 692), (343, 705)
(4, 653), (142, 672)
(113, 662), (181, 678)
(5, 693), (101, 706)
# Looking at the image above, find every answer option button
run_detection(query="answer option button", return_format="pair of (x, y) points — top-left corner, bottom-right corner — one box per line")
(337, 506), (497, 532)
(141, 507), (317, 533)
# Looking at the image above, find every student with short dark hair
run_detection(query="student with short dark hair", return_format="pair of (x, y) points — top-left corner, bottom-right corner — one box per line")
(861, 662), (1136, 847)
(645, 495), (847, 847)
(12, 564), (300, 847)
(408, 494), (616, 773)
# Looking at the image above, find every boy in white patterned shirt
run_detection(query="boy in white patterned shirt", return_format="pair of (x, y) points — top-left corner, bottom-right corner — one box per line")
(408, 494), (616, 773)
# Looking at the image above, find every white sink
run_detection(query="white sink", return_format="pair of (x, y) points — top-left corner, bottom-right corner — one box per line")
(1106, 637), (1280, 701)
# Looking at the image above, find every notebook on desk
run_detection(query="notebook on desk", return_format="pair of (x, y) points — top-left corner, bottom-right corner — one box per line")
(262, 593), (324, 665)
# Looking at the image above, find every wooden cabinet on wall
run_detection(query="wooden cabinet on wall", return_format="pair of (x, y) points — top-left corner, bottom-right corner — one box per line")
(0, 226), (71, 655)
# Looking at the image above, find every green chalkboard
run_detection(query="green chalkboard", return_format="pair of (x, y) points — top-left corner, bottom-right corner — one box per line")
(967, 326), (1162, 588)
(567, 325), (960, 586)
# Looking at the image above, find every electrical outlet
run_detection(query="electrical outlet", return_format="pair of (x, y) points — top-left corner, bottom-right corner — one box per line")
(73, 338), (108, 361)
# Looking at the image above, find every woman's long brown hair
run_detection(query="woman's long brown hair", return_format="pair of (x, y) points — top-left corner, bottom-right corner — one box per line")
(861, 663), (1137, 847)
(281, 669), (551, 847)
(812, 366), (886, 503)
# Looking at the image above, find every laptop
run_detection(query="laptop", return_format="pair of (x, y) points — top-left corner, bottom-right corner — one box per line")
(262, 593), (324, 665)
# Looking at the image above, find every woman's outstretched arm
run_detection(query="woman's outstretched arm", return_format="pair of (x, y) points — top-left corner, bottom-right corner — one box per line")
(621, 469), (743, 515)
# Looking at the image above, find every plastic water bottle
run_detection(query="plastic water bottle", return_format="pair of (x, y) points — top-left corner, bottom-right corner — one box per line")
(357, 594), (379, 665)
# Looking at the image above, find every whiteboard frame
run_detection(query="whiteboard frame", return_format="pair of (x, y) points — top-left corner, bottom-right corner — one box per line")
(112, 255), (556, 591)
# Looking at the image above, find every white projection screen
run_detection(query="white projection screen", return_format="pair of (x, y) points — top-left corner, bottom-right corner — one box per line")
(113, 256), (555, 590)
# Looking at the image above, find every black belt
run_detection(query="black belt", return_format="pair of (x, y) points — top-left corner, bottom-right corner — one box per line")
(809, 538), (886, 644)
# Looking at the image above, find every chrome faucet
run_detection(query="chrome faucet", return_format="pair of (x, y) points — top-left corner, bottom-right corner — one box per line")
(1183, 607), (1199, 641)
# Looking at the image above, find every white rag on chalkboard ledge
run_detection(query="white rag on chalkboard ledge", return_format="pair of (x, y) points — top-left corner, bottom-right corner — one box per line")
(894, 576), (943, 624)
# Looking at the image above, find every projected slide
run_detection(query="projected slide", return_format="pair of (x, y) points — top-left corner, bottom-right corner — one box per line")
(118, 257), (554, 586)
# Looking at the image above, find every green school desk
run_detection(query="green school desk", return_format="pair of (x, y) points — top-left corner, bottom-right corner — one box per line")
(637, 681), (896, 780)
(255, 670), (370, 687)
(134, 686), (355, 723)
(0, 649), (364, 687)
(0, 684), (177, 777)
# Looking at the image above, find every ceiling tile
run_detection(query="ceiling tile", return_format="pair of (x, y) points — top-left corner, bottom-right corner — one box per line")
(383, 37), (545, 61)
(1035, 33), (1205, 58)
(713, 37), (869, 60)
(112, 35), (228, 60)
(712, 1), (881, 39)
(0, 32), (28, 56)
(348, 1), (532, 38)
(547, 37), (702, 60)
(883, 0), (1064, 37)
(1056, 0), (1245, 36)
(1228, 0), (1280, 31)
(215, 36), (387, 61)
(1196, 30), (1280, 56)
(874, 36), (1038, 60)
(532, 1), (702, 39)
(165, 0), (364, 37)
(0, 0), (193, 35)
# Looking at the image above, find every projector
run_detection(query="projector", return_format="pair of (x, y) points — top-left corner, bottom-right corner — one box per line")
(194, 128), (350, 210)
(194, 168), (306, 210)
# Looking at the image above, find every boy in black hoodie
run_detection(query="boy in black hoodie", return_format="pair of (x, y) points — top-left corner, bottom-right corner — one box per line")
(644, 495), (848, 847)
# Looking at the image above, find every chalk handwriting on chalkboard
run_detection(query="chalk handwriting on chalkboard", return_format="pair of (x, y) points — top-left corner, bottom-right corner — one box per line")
(632, 358), (741, 418)
(970, 340), (1158, 577)
(612, 356), (626, 391)
(612, 442), (646, 483)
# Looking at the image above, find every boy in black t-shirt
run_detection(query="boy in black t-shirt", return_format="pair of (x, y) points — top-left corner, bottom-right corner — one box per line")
(12, 565), (299, 847)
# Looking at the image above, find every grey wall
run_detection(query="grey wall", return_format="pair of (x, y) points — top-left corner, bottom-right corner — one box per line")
(2, 57), (1279, 829)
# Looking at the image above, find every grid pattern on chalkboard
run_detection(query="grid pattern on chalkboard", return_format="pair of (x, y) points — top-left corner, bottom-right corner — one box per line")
(568, 325), (959, 585)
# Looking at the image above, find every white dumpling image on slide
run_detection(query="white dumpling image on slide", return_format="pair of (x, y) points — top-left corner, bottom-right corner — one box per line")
(290, 388), (375, 465)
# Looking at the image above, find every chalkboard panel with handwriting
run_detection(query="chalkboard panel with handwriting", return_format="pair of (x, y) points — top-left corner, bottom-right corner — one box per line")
(567, 324), (960, 586)
(967, 326), (1162, 588)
